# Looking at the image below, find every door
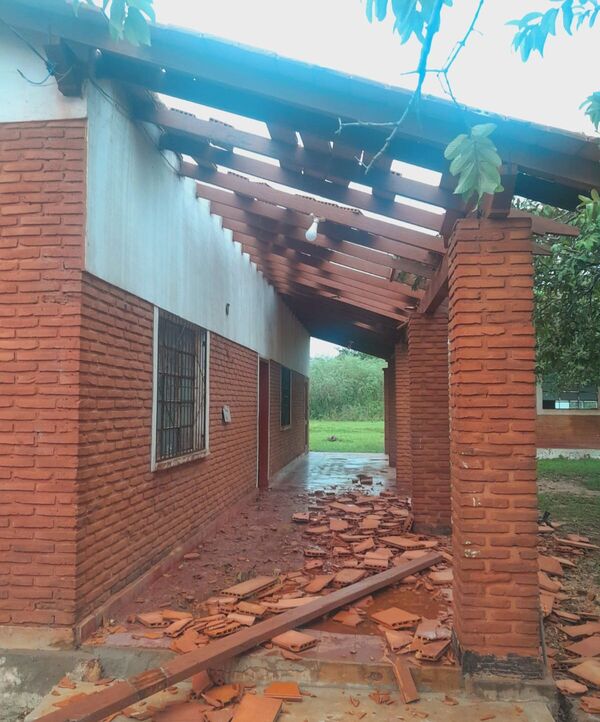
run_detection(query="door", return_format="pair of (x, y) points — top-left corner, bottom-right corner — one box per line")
(258, 359), (270, 489)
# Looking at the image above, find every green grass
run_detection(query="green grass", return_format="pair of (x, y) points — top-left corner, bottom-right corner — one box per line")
(309, 420), (384, 453)
(537, 457), (600, 491)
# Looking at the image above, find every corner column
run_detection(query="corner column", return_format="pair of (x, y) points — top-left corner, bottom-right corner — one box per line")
(449, 217), (541, 676)
(408, 307), (451, 532)
(394, 341), (412, 495)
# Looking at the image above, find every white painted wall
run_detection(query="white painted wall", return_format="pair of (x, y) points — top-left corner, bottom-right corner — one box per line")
(85, 81), (309, 376)
(0, 26), (86, 122)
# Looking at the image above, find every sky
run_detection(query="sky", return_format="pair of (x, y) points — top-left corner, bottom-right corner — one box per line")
(153, 0), (598, 358)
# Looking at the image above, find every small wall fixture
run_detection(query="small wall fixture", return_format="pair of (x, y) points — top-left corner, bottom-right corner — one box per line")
(305, 215), (320, 242)
(225, 302), (231, 316)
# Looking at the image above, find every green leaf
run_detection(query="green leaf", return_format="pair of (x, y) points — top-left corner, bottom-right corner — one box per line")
(109, 0), (126, 36)
(375, 0), (389, 21)
(443, 133), (468, 159)
(127, 0), (155, 22)
(445, 126), (503, 205)
(580, 91), (600, 130)
(562, 0), (574, 33)
(471, 122), (497, 138)
(123, 6), (151, 45)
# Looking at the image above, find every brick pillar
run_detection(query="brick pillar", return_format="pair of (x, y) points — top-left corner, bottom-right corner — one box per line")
(383, 366), (390, 459)
(394, 342), (412, 494)
(449, 217), (542, 677)
(408, 308), (450, 532)
(385, 358), (397, 467)
(0, 119), (86, 635)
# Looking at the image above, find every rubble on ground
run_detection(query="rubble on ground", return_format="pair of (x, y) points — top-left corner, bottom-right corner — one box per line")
(42, 474), (599, 720)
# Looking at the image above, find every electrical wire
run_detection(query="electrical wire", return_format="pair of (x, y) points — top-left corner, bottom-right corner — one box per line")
(3, 17), (182, 177)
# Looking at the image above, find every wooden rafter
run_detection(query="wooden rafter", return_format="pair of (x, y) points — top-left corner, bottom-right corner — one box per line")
(212, 205), (417, 275)
(236, 248), (410, 321)
(187, 166), (445, 254)
(138, 104), (457, 217)
(196, 183), (437, 274)
(234, 241), (415, 313)
(232, 237), (419, 302)
(225, 221), (393, 280)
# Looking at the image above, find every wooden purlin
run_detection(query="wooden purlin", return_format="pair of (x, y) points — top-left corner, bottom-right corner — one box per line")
(146, 104), (452, 224)
(213, 206), (418, 276)
(196, 183), (438, 274)
(187, 166), (445, 254)
(231, 244), (417, 311)
(35, 553), (441, 722)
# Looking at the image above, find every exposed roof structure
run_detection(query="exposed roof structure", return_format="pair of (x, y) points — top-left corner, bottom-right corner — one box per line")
(2, 0), (598, 357)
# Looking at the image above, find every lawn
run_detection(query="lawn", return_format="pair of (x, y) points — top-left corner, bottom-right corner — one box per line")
(537, 457), (600, 491)
(309, 420), (384, 453)
(537, 457), (600, 584)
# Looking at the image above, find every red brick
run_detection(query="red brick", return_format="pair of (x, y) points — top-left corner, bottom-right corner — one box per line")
(449, 217), (540, 668)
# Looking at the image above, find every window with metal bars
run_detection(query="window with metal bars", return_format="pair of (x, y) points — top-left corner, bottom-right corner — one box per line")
(156, 310), (207, 462)
(280, 366), (292, 428)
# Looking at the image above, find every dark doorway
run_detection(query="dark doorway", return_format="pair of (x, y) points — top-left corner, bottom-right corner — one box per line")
(258, 359), (270, 489)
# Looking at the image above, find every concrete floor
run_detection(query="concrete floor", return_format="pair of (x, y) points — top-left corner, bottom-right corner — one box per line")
(106, 452), (397, 628)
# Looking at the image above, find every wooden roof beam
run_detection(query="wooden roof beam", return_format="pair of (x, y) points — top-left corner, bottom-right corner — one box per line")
(418, 256), (448, 315)
(139, 104), (458, 218)
(268, 274), (409, 323)
(196, 182), (437, 274)
(187, 166), (445, 254)
(236, 248), (410, 321)
(173, 144), (446, 235)
(235, 237), (418, 309)
(210, 202), (420, 276)
(225, 220), (394, 280)
(233, 234), (420, 304)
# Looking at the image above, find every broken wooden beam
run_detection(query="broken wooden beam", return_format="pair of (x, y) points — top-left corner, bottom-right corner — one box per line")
(35, 552), (442, 722)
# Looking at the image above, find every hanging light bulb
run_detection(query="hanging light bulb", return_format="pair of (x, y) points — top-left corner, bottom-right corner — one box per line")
(305, 216), (319, 242)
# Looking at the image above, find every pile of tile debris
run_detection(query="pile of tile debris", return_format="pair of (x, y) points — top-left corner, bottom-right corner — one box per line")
(72, 477), (599, 720)
(538, 522), (600, 714)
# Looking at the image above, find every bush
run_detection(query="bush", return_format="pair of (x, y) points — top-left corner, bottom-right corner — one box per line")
(310, 350), (385, 421)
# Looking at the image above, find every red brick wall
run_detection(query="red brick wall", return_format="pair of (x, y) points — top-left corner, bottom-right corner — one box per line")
(448, 217), (541, 675)
(0, 119), (308, 629)
(385, 360), (397, 467)
(394, 342), (412, 492)
(269, 361), (308, 477)
(537, 413), (600, 449)
(0, 119), (86, 627)
(75, 274), (260, 619)
(407, 307), (451, 532)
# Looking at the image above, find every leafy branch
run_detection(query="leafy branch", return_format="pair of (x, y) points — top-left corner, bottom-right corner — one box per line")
(444, 123), (503, 202)
(508, 1), (600, 60)
(72, 0), (155, 46)
(341, 0), (499, 205)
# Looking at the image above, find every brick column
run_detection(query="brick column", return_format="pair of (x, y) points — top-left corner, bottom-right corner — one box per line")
(448, 217), (542, 677)
(394, 342), (412, 494)
(383, 366), (390, 458)
(385, 358), (397, 467)
(0, 119), (86, 637)
(408, 308), (450, 532)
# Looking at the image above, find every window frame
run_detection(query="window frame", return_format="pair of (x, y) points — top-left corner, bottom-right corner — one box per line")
(537, 382), (600, 416)
(151, 307), (210, 471)
(280, 365), (292, 430)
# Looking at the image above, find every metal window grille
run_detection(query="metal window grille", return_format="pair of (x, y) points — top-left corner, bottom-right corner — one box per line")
(280, 366), (292, 427)
(156, 311), (207, 461)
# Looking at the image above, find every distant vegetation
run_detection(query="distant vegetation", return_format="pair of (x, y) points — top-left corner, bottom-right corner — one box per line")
(310, 349), (385, 421)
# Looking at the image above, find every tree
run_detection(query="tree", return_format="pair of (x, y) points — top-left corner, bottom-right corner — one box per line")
(310, 353), (385, 420)
(531, 194), (600, 390)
